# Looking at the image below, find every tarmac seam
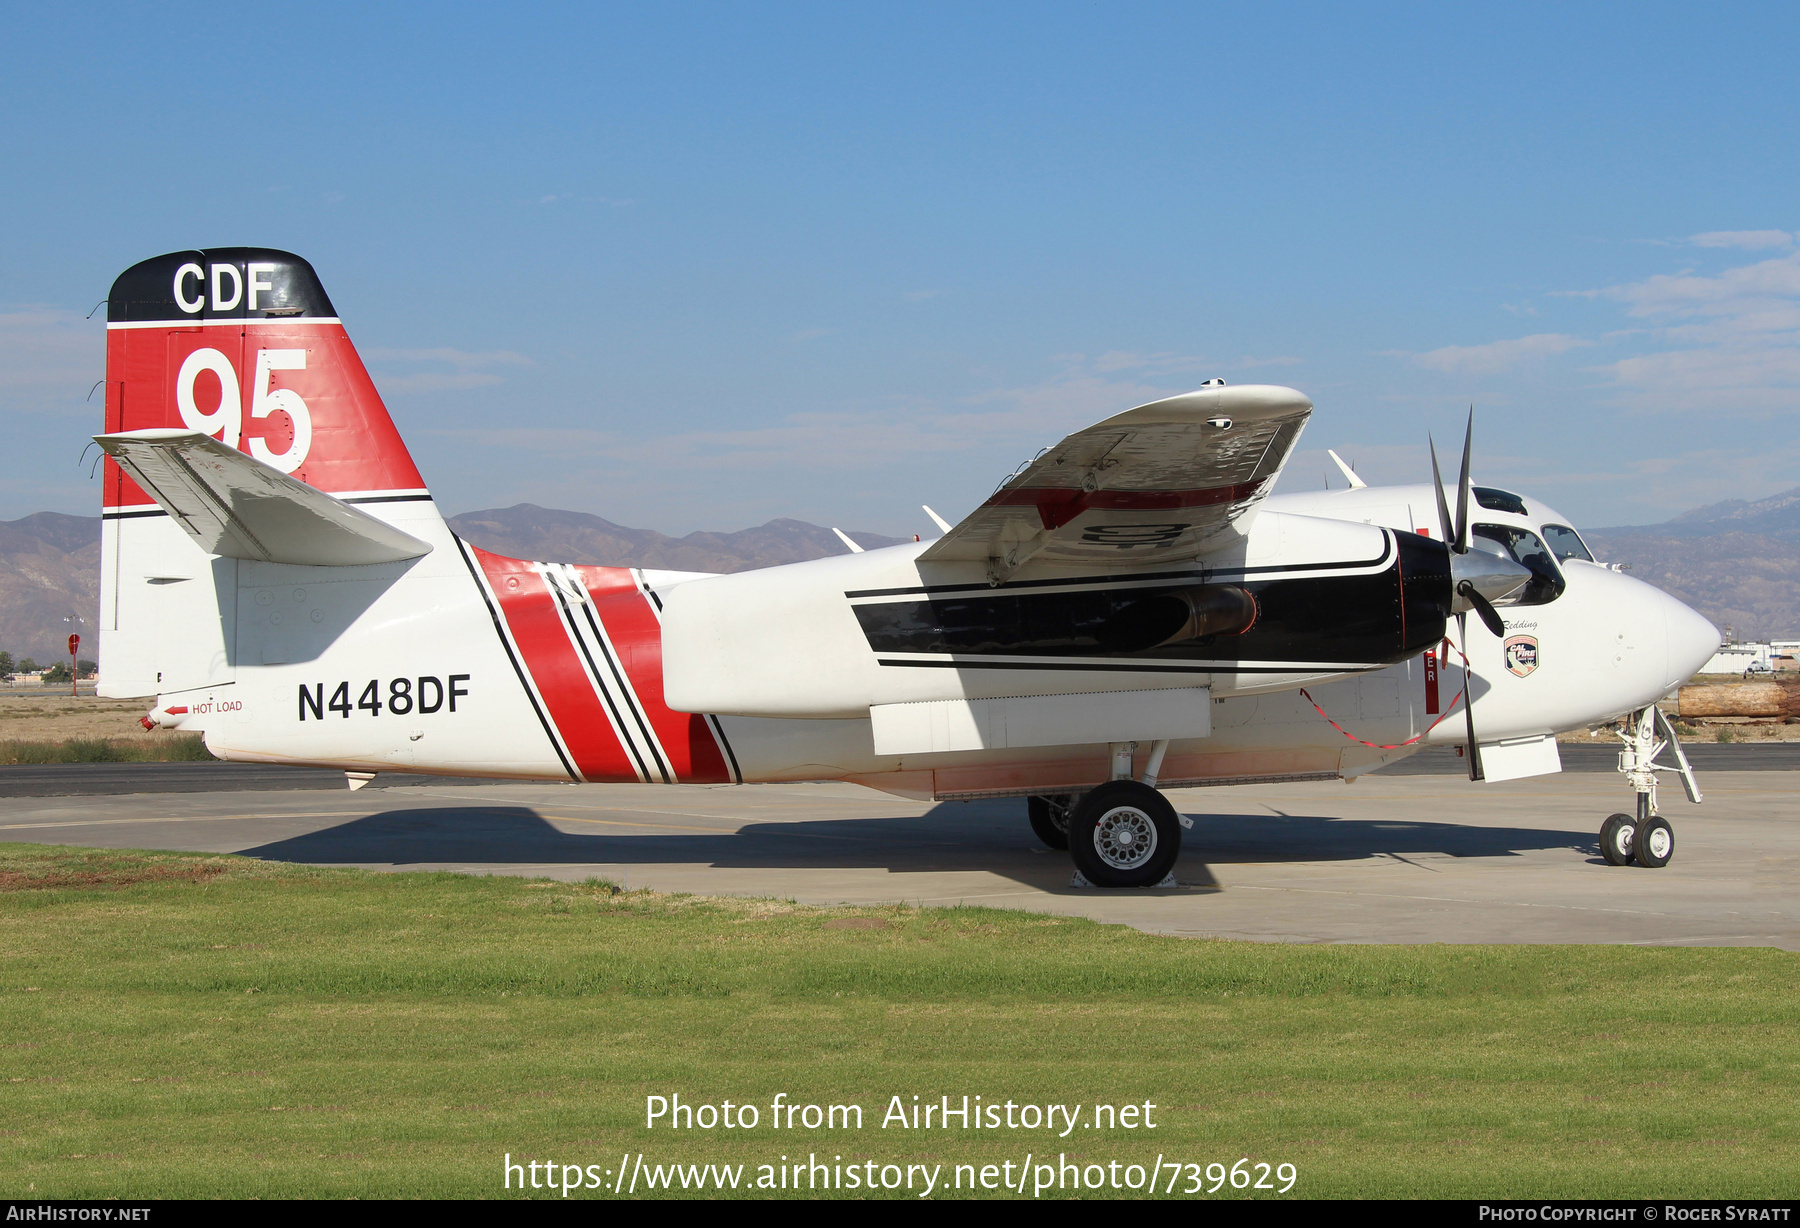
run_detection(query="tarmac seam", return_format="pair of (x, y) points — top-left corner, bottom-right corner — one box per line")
(1225, 881), (1740, 921)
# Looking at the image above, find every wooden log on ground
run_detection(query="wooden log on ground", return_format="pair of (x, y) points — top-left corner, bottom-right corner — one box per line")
(1678, 682), (1800, 718)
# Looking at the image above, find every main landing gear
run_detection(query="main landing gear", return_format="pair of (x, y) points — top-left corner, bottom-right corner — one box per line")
(1599, 703), (1700, 869)
(1028, 740), (1185, 888)
(1028, 794), (1073, 850)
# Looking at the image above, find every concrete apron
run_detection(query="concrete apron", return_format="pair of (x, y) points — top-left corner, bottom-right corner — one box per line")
(2, 772), (1795, 949)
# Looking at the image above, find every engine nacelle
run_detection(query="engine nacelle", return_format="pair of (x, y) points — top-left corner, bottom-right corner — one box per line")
(661, 512), (1451, 719)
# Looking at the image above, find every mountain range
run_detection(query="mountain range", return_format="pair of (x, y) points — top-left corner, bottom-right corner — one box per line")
(0, 505), (909, 663)
(442, 504), (910, 573)
(0, 513), (101, 666)
(3, 490), (1795, 663)
(1583, 485), (1800, 641)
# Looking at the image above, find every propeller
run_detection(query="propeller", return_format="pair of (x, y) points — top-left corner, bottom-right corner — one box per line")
(1427, 409), (1530, 782)
(1458, 583), (1505, 639)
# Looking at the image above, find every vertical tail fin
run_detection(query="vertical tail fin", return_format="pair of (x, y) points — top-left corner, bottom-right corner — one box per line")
(103, 248), (427, 500)
(99, 249), (438, 697)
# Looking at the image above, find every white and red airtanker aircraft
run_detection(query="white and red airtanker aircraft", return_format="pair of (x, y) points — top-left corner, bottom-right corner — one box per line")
(95, 249), (1719, 886)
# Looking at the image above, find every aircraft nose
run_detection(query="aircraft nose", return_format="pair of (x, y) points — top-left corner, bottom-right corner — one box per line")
(1662, 593), (1720, 686)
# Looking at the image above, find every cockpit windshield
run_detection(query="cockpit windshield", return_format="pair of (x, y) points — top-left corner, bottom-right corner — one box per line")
(1472, 523), (1565, 605)
(1540, 523), (1594, 564)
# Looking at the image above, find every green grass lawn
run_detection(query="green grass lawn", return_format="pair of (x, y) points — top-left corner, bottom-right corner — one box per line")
(2, 843), (1796, 1200)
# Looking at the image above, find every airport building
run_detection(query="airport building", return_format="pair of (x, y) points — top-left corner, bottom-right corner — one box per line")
(1701, 641), (1800, 675)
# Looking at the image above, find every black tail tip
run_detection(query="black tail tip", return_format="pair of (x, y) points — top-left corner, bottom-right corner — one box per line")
(109, 248), (336, 324)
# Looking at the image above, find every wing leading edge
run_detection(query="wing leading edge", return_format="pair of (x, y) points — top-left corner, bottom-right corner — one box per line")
(921, 384), (1311, 582)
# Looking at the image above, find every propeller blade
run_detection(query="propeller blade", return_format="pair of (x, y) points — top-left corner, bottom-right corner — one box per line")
(1429, 435), (1456, 548)
(1458, 580), (1506, 637)
(1458, 611), (1485, 782)
(1455, 408), (1474, 553)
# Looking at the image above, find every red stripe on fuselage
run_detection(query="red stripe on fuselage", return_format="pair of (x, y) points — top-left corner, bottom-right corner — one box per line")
(574, 567), (732, 785)
(470, 547), (640, 783)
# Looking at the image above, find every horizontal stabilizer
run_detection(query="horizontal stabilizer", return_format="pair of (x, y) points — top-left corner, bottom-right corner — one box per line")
(94, 429), (432, 566)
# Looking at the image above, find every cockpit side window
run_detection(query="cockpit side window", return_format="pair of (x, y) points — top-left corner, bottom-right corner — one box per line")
(1473, 486), (1528, 515)
(1472, 523), (1566, 604)
(1541, 523), (1594, 564)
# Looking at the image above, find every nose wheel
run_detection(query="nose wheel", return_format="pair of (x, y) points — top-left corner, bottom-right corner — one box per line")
(1599, 810), (1675, 868)
(1599, 813), (1636, 866)
(1634, 815), (1674, 868)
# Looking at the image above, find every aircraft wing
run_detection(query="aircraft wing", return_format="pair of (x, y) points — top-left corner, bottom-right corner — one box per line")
(95, 429), (432, 566)
(920, 383), (1311, 580)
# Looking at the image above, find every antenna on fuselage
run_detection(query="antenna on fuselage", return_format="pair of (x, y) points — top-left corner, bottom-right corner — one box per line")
(1328, 450), (1367, 489)
(831, 527), (865, 554)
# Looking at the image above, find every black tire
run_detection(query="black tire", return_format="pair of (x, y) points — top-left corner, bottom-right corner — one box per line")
(1067, 780), (1182, 889)
(1634, 815), (1674, 868)
(1027, 794), (1073, 850)
(1599, 813), (1635, 866)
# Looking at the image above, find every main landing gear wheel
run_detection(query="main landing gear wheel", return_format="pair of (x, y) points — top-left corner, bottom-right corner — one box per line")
(1599, 813), (1636, 867)
(1067, 780), (1181, 889)
(1028, 794), (1073, 851)
(1634, 815), (1674, 869)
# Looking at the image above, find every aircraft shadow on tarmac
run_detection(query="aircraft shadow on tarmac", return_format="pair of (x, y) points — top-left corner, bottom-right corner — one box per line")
(236, 799), (1596, 894)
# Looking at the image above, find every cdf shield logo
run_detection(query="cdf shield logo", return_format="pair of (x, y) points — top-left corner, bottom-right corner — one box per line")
(1504, 635), (1539, 677)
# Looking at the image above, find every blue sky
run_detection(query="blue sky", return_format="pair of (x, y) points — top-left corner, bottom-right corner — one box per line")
(3, 3), (1798, 534)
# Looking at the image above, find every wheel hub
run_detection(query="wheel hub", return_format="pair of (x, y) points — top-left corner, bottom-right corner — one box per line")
(1093, 806), (1158, 870)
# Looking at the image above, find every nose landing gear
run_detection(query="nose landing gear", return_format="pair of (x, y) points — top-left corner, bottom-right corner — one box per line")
(1599, 704), (1699, 868)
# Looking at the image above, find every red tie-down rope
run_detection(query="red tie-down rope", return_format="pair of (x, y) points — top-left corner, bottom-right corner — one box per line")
(1298, 641), (1471, 751)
